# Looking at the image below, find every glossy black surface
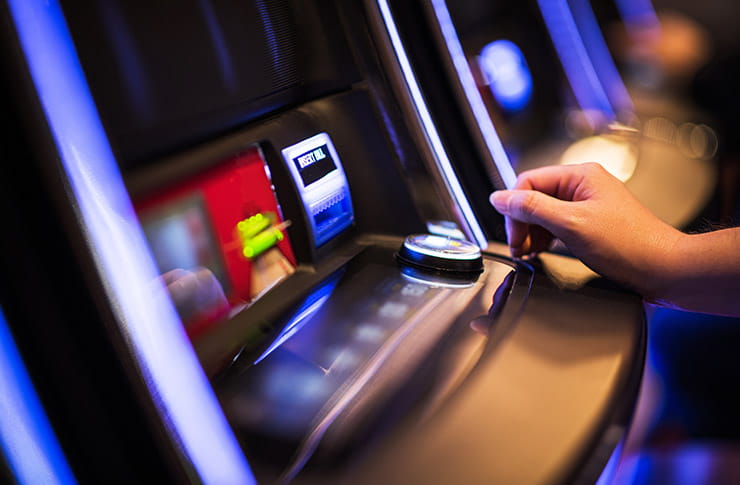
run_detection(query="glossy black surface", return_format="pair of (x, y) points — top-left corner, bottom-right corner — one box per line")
(60, 0), (360, 166)
(290, 248), (645, 485)
(216, 241), (520, 482)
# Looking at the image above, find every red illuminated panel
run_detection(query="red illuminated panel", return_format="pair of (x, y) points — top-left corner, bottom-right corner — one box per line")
(136, 147), (296, 333)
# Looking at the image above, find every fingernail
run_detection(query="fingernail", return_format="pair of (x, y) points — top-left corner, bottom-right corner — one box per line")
(490, 191), (511, 212)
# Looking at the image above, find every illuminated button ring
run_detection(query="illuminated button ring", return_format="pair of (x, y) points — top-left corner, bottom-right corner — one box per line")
(396, 234), (483, 278)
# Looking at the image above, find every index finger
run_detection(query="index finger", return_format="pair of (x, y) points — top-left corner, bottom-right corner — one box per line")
(514, 163), (596, 200)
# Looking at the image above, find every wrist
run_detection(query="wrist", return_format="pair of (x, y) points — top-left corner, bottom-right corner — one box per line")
(635, 225), (686, 303)
(643, 228), (740, 316)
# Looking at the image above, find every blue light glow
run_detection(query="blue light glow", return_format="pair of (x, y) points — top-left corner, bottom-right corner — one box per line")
(429, 0), (518, 190)
(255, 0), (281, 80)
(0, 307), (77, 485)
(595, 438), (623, 485)
(98, 1), (154, 123)
(568, 0), (633, 115)
(615, 0), (660, 31)
(538, 0), (616, 121)
(7, 2), (255, 484)
(479, 40), (534, 112)
(255, 273), (341, 364)
(198, 0), (237, 92)
(674, 446), (714, 485)
(377, 0), (490, 245)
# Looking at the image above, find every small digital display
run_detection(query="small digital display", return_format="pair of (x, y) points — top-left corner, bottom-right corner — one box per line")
(293, 144), (337, 186)
(281, 133), (354, 247)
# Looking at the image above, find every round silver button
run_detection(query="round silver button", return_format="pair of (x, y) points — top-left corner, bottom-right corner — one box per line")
(396, 234), (483, 276)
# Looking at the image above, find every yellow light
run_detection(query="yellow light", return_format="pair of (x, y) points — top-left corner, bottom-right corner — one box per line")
(559, 135), (637, 182)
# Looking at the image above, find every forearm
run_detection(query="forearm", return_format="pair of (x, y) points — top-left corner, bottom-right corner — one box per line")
(646, 228), (740, 317)
(490, 164), (740, 317)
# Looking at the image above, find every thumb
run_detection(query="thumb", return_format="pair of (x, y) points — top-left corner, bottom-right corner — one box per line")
(490, 190), (570, 233)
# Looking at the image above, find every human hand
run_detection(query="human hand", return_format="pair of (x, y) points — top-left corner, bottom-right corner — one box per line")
(489, 163), (682, 299)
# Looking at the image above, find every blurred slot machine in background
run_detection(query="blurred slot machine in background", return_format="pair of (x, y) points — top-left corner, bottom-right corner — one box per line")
(439, 0), (717, 229)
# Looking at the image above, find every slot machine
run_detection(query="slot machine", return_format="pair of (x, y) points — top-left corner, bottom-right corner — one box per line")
(0, 0), (644, 483)
(411, 0), (716, 230)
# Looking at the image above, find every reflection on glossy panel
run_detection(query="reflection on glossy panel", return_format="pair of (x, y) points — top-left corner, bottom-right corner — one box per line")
(218, 245), (518, 480)
(136, 147), (297, 335)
